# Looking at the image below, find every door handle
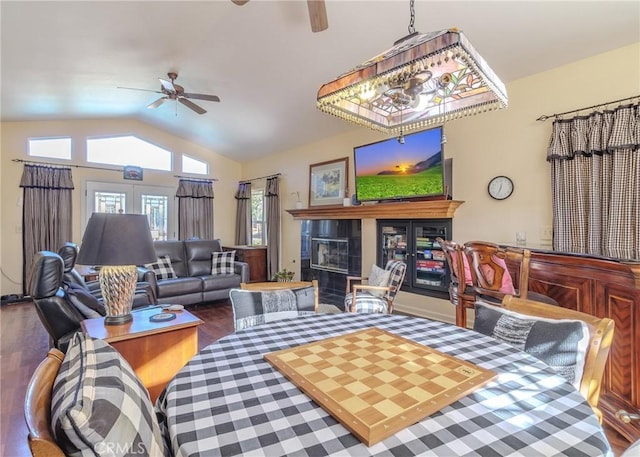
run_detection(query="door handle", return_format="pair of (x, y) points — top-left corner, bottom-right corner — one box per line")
(616, 410), (640, 423)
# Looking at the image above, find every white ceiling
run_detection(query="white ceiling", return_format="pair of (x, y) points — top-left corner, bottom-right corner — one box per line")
(2, 1), (639, 162)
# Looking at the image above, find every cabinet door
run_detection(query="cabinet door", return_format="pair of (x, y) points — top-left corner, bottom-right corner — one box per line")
(379, 223), (409, 267)
(413, 223), (449, 292)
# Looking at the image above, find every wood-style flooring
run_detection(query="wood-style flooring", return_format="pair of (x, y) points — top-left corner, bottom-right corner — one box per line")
(0, 300), (632, 457)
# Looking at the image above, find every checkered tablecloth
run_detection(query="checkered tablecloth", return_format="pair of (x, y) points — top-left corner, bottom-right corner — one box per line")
(156, 313), (612, 457)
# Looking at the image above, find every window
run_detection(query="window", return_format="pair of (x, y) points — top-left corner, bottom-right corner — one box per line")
(182, 154), (208, 175)
(86, 136), (172, 171)
(251, 188), (266, 245)
(28, 137), (71, 160)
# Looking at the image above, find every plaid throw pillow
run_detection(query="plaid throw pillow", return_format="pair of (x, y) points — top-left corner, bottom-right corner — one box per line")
(51, 332), (168, 456)
(145, 255), (177, 280)
(212, 250), (235, 275)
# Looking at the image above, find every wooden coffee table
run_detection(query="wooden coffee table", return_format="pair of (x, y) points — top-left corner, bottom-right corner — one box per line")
(81, 307), (203, 402)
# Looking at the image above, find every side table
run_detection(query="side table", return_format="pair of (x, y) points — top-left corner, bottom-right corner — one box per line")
(81, 307), (203, 402)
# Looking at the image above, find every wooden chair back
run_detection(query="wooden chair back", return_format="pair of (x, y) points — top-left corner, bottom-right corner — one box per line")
(240, 280), (319, 312)
(24, 348), (65, 457)
(463, 241), (530, 302)
(437, 237), (475, 327)
(502, 295), (615, 418)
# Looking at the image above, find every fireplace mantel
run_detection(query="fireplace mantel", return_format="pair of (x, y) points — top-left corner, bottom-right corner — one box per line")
(286, 200), (464, 220)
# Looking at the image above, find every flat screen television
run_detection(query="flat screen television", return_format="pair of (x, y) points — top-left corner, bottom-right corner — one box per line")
(353, 126), (445, 203)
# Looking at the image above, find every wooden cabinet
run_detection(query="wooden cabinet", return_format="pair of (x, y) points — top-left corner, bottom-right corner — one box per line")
(223, 245), (268, 283)
(524, 250), (640, 442)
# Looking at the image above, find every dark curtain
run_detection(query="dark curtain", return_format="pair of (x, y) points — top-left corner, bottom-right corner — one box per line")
(547, 101), (639, 259)
(265, 176), (280, 278)
(234, 182), (251, 245)
(176, 179), (214, 240)
(20, 165), (74, 295)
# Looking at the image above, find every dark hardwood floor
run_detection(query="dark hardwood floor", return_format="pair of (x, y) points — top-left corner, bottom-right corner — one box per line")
(1, 300), (632, 456)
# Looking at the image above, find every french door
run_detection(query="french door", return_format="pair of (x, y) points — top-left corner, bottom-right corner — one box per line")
(84, 181), (176, 240)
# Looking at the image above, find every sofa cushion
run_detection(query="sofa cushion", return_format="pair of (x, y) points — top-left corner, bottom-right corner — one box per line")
(201, 274), (241, 291)
(155, 277), (203, 298)
(153, 241), (188, 277)
(212, 250), (235, 275)
(185, 239), (223, 276)
(51, 332), (168, 457)
(473, 301), (589, 390)
(145, 255), (177, 280)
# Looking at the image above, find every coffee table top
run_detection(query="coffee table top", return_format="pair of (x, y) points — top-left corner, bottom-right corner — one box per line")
(81, 306), (202, 343)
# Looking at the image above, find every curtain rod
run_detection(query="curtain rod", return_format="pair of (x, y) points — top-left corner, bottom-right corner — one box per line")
(12, 158), (122, 172)
(536, 94), (640, 121)
(174, 175), (218, 182)
(240, 172), (281, 184)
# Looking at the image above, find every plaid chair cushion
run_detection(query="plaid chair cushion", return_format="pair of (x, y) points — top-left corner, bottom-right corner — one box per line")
(230, 286), (316, 331)
(51, 332), (168, 457)
(145, 254), (177, 280)
(211, 250), (235, 275)
(385, 260), (406, 302)
(474, 301), (589, 390)
(344, 292), (388, 313)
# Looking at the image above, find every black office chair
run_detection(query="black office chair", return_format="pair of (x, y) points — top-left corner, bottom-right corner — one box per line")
(28, 251), (84, 352)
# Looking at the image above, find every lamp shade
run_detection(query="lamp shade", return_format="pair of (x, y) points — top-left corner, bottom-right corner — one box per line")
(77, 213), (157, 266)
(317, 29), (507, 135)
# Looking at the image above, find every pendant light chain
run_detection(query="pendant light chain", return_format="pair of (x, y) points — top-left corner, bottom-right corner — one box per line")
(408, 0), (416, 34)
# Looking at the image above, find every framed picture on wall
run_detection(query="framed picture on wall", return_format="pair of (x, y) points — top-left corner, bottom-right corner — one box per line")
(308, 157), (348, 207)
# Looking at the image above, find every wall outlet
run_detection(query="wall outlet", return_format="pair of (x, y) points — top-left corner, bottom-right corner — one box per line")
(540, 226), (553, 241)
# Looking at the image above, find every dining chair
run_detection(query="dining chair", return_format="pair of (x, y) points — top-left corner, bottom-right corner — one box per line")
(230, 280), (319, 330)
(477, 295), (614, 421)
(344, 260), (407, 314)
(437, 237), (475, 328)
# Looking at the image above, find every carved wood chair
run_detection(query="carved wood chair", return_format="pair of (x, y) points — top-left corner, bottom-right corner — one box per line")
(501, 295), (615, 422)
(437, 237), (475, 328)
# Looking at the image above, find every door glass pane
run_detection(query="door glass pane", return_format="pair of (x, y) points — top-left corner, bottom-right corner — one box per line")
(141, 194), (168, 241)
(94, 192), (126, 214)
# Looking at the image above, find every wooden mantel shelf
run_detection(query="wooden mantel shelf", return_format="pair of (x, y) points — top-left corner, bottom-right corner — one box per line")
(286, 200), (464, 220)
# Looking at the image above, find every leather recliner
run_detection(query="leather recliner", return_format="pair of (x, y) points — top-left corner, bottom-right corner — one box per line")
(58, 242), (156, 307)
(29, 251), (84, 352)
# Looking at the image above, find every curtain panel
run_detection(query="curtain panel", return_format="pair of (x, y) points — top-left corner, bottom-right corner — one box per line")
(176, 179), (214, 241)
(234, 182), (251, 245)
(20, 165), (74, 295)
(265, 177), (280, 279)
(547, 102), (639, 259)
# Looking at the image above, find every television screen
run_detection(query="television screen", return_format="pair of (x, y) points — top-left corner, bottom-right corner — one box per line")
(353, 127), (444, 202)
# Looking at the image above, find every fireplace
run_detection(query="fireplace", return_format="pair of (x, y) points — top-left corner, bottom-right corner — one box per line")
(301, 220), (361, 306)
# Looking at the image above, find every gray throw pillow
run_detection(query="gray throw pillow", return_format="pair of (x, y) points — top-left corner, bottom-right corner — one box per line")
(367, 264), (390, 297)
(473, 301), (589, 391)
(65, 282), (106, 318)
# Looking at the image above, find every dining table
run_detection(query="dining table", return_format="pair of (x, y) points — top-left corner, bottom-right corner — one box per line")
(156, 312), (613, 456)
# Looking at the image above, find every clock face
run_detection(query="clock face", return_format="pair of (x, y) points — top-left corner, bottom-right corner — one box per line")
(488, 176), (514, 200)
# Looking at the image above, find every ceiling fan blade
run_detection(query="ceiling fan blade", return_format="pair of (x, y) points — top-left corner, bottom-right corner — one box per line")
(182, 93), (221, 102)
(179, 98), (207, 115)
(118, 86), (163, 94)
(307, 0), (328, 33)
(231, 0), (249, 5)
(147, 97), (168, 109)
(159, 78), (176, 93)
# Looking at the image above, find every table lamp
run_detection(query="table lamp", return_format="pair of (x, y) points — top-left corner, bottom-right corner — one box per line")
(77, 213), (156, 325)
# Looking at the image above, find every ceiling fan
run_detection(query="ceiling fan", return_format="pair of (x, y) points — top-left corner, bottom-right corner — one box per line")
(118, 72), (220, 115)
(231, 0), (328, 33)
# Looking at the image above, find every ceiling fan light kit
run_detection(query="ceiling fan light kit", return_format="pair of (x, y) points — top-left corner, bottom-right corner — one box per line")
(316, 2), (507, 134)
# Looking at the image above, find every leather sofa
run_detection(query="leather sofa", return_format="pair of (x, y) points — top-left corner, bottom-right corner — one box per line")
(139, 239), (249, 306)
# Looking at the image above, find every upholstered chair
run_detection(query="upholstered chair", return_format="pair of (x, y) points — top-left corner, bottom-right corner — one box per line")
(344, 260), (407, 314)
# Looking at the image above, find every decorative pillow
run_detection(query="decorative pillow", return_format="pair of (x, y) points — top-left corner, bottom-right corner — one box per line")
(473, 301), (589, 391)
(65, 282), (106, 318)
(212, 250), (235, 275)
(50, 332), (168, 456)
(367, 264), (391, 297)
(145, 255), (177, 280)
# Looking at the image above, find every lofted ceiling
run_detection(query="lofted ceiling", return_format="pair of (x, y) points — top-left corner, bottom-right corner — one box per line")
(2, 1), (639, 162)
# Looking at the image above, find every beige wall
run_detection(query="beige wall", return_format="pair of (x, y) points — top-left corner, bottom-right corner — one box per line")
(1, 119), (242, 296)
(2, 43), (638, 320)
(241, 42), (640, 323)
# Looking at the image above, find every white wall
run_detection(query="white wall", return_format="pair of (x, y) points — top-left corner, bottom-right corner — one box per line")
(240, 42), (640, 323)
(0, 119), (242, 296)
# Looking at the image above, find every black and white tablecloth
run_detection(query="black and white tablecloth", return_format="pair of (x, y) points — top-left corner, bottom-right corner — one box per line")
(156, 313), (612, 456)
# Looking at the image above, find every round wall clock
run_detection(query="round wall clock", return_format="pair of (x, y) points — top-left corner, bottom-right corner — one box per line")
(487, 176), (514, 200)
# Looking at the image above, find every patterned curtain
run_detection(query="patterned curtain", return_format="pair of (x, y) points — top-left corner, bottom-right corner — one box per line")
(20, 164), (74, 295)
(176, 179), (214, 241)
(547, 101), (639, 259)
(265, 176), (280, 279)
(234, 182), (251, 245)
